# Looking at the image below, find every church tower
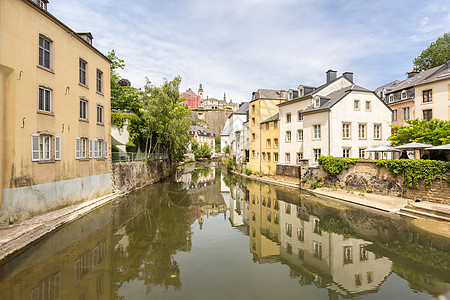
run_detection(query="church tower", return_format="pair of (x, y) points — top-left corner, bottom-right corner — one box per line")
(198, 83), (204, 99)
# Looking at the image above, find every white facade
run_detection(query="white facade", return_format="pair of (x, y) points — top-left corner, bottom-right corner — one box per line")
(279, 75), (392, 165)
(220, 103), (249, 162)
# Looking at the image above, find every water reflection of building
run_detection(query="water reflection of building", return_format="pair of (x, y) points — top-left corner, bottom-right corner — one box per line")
(177, 167), (216, 190)
(279, 200), (392, 298)
(247, 182), (281, 262)
(0, 207), (113, 300)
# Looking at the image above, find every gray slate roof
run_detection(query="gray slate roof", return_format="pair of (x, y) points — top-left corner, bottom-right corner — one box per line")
(260, 113), (279, 124)
(189, 126), (215, 136)
(234, 102), (249, 114)
(251, 89), (286, 102)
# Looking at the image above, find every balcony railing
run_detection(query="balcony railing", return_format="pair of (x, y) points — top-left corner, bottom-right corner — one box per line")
(111, 152), (168, 163)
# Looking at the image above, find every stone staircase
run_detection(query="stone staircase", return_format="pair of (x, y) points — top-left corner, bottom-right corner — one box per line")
(397, 204), (450, 222)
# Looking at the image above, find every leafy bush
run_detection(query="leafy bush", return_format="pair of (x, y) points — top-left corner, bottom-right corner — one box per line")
(245, 168), (252, 176)
(111, 145), (120, 152)
(194, 143), (211, 160)
(226, 155), (236, 170)
(310, 181), (318, 189)
(223, 145), (230, 154)
(377, 159), (450, 189)
(318, 155), (359, 175)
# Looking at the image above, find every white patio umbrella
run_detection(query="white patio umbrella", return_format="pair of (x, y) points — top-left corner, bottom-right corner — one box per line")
(393, 142), (433, 150)
(363, 145), (401, 152)
(424, 144), (450, 151)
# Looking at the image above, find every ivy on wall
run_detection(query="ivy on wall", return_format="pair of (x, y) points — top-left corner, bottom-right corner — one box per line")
(317, 156), (360, 175)
(376, 159), (450, 189)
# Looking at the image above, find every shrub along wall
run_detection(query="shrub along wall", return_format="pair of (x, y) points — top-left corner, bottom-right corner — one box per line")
(293, 157), (450, 204)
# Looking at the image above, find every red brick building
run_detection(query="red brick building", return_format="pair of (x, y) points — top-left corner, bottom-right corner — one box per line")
(180, 83), (204, 109)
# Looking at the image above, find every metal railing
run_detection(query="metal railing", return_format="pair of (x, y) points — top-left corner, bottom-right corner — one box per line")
(111, 152), (168, 163)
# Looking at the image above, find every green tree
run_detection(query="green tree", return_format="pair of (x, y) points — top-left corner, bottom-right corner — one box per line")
(215, 135), (221, 153)
(194, 143), (211, 160)
(389, 119), (450, 146)
(413, 32), (450, 71)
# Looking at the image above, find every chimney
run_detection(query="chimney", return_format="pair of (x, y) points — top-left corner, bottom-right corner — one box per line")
(280, 89), (287, 98)
(343, 72), (354, 83)
(326, 70), (337, 83)
(406, 70), (420, 78)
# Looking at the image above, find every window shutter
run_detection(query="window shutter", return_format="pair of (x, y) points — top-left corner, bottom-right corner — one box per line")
(75, 137), (80, 159)
(31, 134), (40, 161)
(55, 136), (61, 160)
(89, 139), (93, 158)
(94, 139), (98, 158)
(104, 140), (108, 158)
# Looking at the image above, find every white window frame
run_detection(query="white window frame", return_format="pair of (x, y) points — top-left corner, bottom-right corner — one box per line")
(365, 100), (371, 111)
(274, 138), (278, 148)
(297, 129), (303, 141)
(313, 125), (321, 139)
(286, 131), (291, 142)
(39, 35), (51, 69)
(97, 105), (103, 124)
(343, 148), (350, 158)
(313, 148), (321, 163)
(389, 94), (394, 103)
(313, 96), (320, 108)
(342, 123), (351, 139)
(38, 86), (52, 113)
(401, 90), (407, 100)
(80, 99), (88, 120)
(298, 111), (303, 121)
(359, 148), (366, 159)
(267, 139), (271, 148)
(354, 99), (360, 110)
(297, 152), (303, 163)
(358, 124), (366, 140)
(79, 59), (87, 85)
(96, 69), (103, 93)
(286, 113), (291, 123)
(54, 136), (61, 160)
(374, 124), (381, 140)
(285, 152), (291, 163)
(274, 152), (279, 162)
(403, 107), (410, 120)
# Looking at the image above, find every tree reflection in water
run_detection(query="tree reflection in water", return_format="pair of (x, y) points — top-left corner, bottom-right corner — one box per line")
(111, 181), (192, 296)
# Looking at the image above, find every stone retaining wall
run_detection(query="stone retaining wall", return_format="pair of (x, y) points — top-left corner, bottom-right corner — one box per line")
(112, 159), (173, 192)
(278, 161), (449, 204)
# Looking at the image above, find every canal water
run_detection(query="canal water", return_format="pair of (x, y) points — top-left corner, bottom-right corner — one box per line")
(0, 164), (449, 300)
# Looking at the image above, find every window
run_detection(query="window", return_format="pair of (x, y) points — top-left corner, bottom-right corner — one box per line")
(344, 246), (353, 264)
(252, 133), (255, 141)
(423, 109), (432, 121)
(297, 129), (303, 141)
(297, 228), (304, 241)
(252, 118), (255, 125)
(374, 124), (381, 140)
(365, 100), (371, 111)
(274, 213), (279, 224)
(267, 139), (271, 148)
(355, 274), (362, 286)
(358, 124), (366, 139)
(298, 249), (304, 260)
(274, 138), (278, 148)
(80, 99), (87, 120)
(285, 152), (291, 163)
(286, 223), (292, 237)
(89, 139), (93, 158)
(97, 105), (103, 124)
(313, 149), (321, 163)
(267, 152), (271, 162)
(314, 242), (322, 259)
(96, 70), (103, 93)
(360, 245), (368, 261)
(314, 96), (320, 108)
(38, 36), (51, 69)
(252, 150), (255, 158)
(313, 219), (321, 234)
(342, 123), (350, 139)
(359, 148), (366, 159)
(286, 113), (291, 123)
(75, 137), (88, 159)
(403, 107), (410, 120)
(343, 148), (350, 158)
(423, 89), (432, 103)
(401, 90), (407, 99)
(79, 59), (87, 85)
(252, 105), (255, 113)
(38, 86), (51, 112)
(313, 125), (321, 139)
(267, 211), (271, 222)
(392, 109), (398, 122)
(274, 152), (279, 162)
(298, 111), (303, 121)
(94, 139), (104, 158)
(274, 121), (278, 129)
(32, 134), (58, 161)
(354, 100), (360, 110)
(286, 131), (292, 142)
(367, 272), (373, 284)
(262, 152), (266, 161)
(297, 152), (303, 163)
(266, 123), (269, 130)
(287, 242), (293, 254)
(389, 94), (394, 103)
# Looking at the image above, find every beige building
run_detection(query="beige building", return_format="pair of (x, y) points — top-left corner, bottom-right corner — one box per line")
(259, 113), (280, 175)
(0, 0), (112, 222)
(247, 89), (287, 174)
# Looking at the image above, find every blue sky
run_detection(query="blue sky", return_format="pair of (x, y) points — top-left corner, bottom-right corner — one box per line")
(51, 0), (450, 103)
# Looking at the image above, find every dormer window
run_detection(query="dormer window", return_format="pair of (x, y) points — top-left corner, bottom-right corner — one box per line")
(389, 94), (394, 103)
(289, 91), (293, 100)
(299, 86), (304, 97)
(401, 90), (407, 100)
(313, 96), (320, 108)
(35, 0), (48, 10)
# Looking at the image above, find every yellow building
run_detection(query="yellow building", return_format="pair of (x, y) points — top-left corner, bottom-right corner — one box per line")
(259, 113), (280, 175)
(247, 89), (286, 174)
(247, 181), (281, 262)
(0, 0), (112, 222)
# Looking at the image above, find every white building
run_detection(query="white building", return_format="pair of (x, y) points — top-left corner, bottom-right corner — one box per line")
(220, 102), (249, 162)
(279, 70), (392, 166)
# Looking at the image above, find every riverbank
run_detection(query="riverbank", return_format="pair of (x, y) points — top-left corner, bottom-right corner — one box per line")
(228, 169), (450, 228)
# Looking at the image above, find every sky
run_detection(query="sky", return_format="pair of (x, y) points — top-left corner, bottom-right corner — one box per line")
(51, 0), (450, 103)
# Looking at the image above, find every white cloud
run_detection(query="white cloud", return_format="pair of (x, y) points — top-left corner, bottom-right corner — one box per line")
(50, 0), (450, 102)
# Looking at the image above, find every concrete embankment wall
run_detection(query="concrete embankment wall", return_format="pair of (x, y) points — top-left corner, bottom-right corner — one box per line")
(277, 161), (449, 204)
(112, 159), (173, 192)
